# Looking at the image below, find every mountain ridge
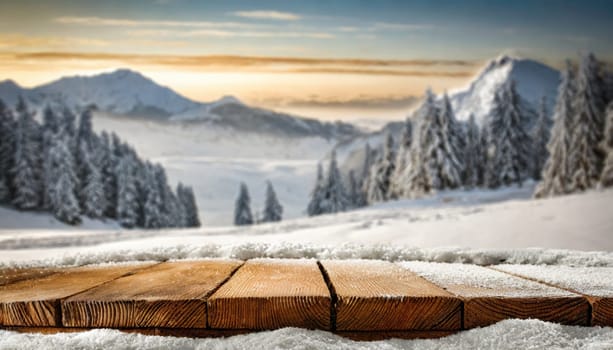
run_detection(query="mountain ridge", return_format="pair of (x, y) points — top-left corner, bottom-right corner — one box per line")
(0, 69), (362, 140)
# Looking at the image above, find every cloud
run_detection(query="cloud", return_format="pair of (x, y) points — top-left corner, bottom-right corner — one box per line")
(2, 51), (478, 77)
(232, 10), (301, 21)
(55, 16), (254, 29)
(127, 29), (334, 39)
(0, 34), (109, 50)
(260, 94), (421, 110)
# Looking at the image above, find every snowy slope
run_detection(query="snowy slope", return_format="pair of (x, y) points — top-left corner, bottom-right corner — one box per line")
(0, 70), (361, 139)
(2, 186), (612, 266)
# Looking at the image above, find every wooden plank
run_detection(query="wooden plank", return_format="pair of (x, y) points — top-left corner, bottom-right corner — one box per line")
(0, 268), (58, 287)
(401, 262), (590, 329)
(494, 265), (613, 326)
(321, 259), (461, 331)
(208, 259), (330, 330)
(62, 260), (242, 328)
(0, 263), (153, 326)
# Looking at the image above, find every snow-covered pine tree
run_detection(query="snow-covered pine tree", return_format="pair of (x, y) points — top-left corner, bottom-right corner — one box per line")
(600, 101), (613, 186)
(534, 61), (576, 198)
(78, 142), (106, 218)
(404, 90), (438, 197)
(320, 151), (348, 213)
(477, 123), (489, 186)
(437, 93), (465, 188)
(47, 125), (81, 225)
(347, 170), (361, 208)
(116, 154), (139, 228)
(389, 119), (412, 198)
(567, 53), (608, 192)
(177, 183), (200, 227)
(531, 96), (552, 180)
(41, 106), (62, 209)
(262, 180), (283, 222)
(0, 99), (15, 202)
(485, 80), (531, 188)
(234, 182), (253, 225)
(601, 102), (613, 187)
(99, 131), (117, 218)
(367, 133), (396, 203)
(356, 143), (375, 207)
(142, 164), (163, 229)
(307, 163), (325, 216)
(11, 98), (43, 210)
(464, 114), (481, 188)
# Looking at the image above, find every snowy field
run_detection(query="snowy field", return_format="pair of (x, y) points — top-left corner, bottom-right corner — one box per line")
(91, 112), (331, 226)
(1, 185), (612, 267)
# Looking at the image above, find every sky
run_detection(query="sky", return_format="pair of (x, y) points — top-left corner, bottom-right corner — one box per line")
(0, 0), (612, 121)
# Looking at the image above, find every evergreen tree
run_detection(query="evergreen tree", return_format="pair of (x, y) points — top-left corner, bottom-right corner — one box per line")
(142, 164), (164, 229)
(78, 142), (106, 218)
(390, 119), (412, 198)
(356, 143), (374, 207)
(177, 183), (200, 227)
(535, 61), (576, 197)
(116, 154), (139, 228)
(404, 90), (438, 196)
(99, 132), (117, 218)
(0, 99), (15, 202)
(347, 170), (361, 208)
(464, 114), (481, 188)
(367, 133), (396, 203)
(262, 180), (283, 222)
(476, 124), (489, 186)
(485, 80), (531, 188)
(307, 163), (325, 216)
(531, 96), (552, 180)
(234, 182), (253, 225)
(11, 98), (43, 209)
(600, 102), (613, 187)
(436, 93), (465, 188)
(41, 106), (62, 209)
(567, 53), (608, 192)
(320, 151), (348, 213)
(47, 126), (81, 225)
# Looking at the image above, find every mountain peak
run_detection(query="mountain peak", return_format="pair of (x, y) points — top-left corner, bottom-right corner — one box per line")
(0, 79), (21, 89)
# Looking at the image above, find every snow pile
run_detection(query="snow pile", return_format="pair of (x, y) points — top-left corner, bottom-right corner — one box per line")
(401, 261), (575, 297)
(0, 320), (611, 349)
(495, 265), (613, 297)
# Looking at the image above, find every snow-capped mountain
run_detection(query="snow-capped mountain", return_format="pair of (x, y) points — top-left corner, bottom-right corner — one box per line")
(336, 55), (561, 173)
(0, 69), (361, 140)
(449, 55), (560, 126)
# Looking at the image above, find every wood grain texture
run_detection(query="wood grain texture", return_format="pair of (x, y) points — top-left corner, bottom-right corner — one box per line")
(400, 262), (590, 329)
(208, 259), (330, 330)
(491, 265), (613, 327)
(0, 268), (58, 287)
(591, 297), (613, 326)
(0, 263), (153, 326)
(321, 260), (461, 331)
(62, 260), (242, 328)
(0, 326), (251, 338)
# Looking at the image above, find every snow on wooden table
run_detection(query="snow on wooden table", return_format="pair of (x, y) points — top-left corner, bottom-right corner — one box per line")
(400, 261), (590, 328)
(62, 260), (243, 328)
(320, 259), (461, 331)
(0, 259), (606, 339)
(0, 263), (154, 326)
(207, 259), (330, 330)
(493, 264), (613, 326)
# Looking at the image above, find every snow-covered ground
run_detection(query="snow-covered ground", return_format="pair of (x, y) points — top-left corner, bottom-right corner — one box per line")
(1, 186), (612, 267)
(0, 319), (611, 350)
